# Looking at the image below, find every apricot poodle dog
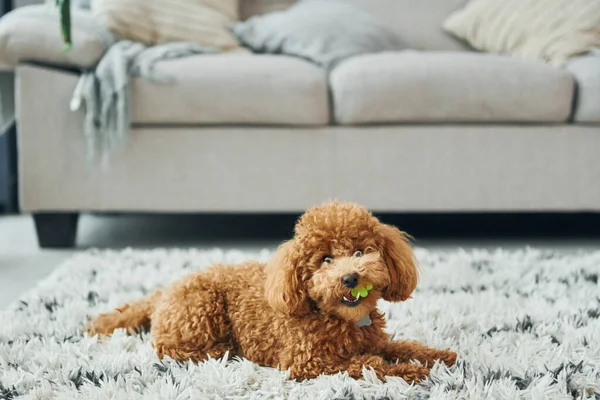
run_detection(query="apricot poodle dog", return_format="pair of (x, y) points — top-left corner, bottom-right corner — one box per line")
(88, 202), (456, 382)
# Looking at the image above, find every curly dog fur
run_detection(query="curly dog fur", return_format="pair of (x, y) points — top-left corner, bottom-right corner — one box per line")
(88, 202), (457, 382)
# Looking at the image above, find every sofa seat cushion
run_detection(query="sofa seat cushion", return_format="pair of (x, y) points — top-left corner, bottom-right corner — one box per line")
(346, 0), (470, 52)
(330, 51), (575, 124)
(131, 54), (330, 125)
(566, 54), (600, 123)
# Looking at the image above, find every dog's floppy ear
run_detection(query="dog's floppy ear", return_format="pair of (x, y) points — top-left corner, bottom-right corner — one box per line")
(264, 240), (311, 316)
(378, 223), (418, 302)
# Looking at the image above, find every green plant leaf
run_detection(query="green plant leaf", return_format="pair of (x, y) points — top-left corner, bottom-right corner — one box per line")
(58, 0), (72, 49)
(351, 285), (374, 298)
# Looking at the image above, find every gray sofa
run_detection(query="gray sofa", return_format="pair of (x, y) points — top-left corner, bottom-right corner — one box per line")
(2, 0), (600, 247)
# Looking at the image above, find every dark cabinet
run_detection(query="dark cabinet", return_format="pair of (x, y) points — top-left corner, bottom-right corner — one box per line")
(0, 0), (17, 213)
(0, 124), (17, 213)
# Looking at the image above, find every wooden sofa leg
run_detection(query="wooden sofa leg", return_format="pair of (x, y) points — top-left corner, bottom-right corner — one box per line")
(33, 213), (79, 248)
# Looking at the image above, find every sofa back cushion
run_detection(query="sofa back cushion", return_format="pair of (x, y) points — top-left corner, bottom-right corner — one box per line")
(346, 0), (470, 51)
(240, 0), (295, 20)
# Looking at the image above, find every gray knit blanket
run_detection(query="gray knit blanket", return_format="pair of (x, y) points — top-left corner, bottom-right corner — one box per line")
(70, 41), (217, 167)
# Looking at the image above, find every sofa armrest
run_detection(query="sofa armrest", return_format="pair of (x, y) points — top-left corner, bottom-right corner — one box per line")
(0, 5), (114, 71)
(566, 51), (600, 123)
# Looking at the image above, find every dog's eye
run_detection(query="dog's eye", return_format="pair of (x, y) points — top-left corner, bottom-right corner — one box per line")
(353, 250), (363, 257)
(323, 256), (333, 264)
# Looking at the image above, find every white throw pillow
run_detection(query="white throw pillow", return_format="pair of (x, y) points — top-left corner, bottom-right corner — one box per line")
(232, 0), (407, 69)
(443, 0), (600, 66)
(91, 0), (241, 50)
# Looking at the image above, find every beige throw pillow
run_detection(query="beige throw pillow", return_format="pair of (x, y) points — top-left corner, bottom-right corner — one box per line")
(443, 0), (600, 66)
(91, 0), (241, 50)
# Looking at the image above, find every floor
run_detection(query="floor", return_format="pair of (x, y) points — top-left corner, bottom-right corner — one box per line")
(1, 213), (600, 310)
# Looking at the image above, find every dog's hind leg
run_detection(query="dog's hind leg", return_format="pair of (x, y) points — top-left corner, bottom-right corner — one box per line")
(286, 353), (430, 383)
(151, 274), (235, 362)
(87, 290), (163, 336)
(156, 342), (235, 362)
(380, 341), (457, 368)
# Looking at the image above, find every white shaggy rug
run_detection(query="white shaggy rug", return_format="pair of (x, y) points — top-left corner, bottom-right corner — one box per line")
(1, 248), (599, 399)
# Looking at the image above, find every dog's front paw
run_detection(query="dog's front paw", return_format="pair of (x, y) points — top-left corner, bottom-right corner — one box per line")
(85, 314), (112, 336)
(438, 350), (457, 367)
(386, 364), (430, 384)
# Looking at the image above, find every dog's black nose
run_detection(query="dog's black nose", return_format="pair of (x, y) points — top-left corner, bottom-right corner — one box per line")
(342, 273), (359, 288)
